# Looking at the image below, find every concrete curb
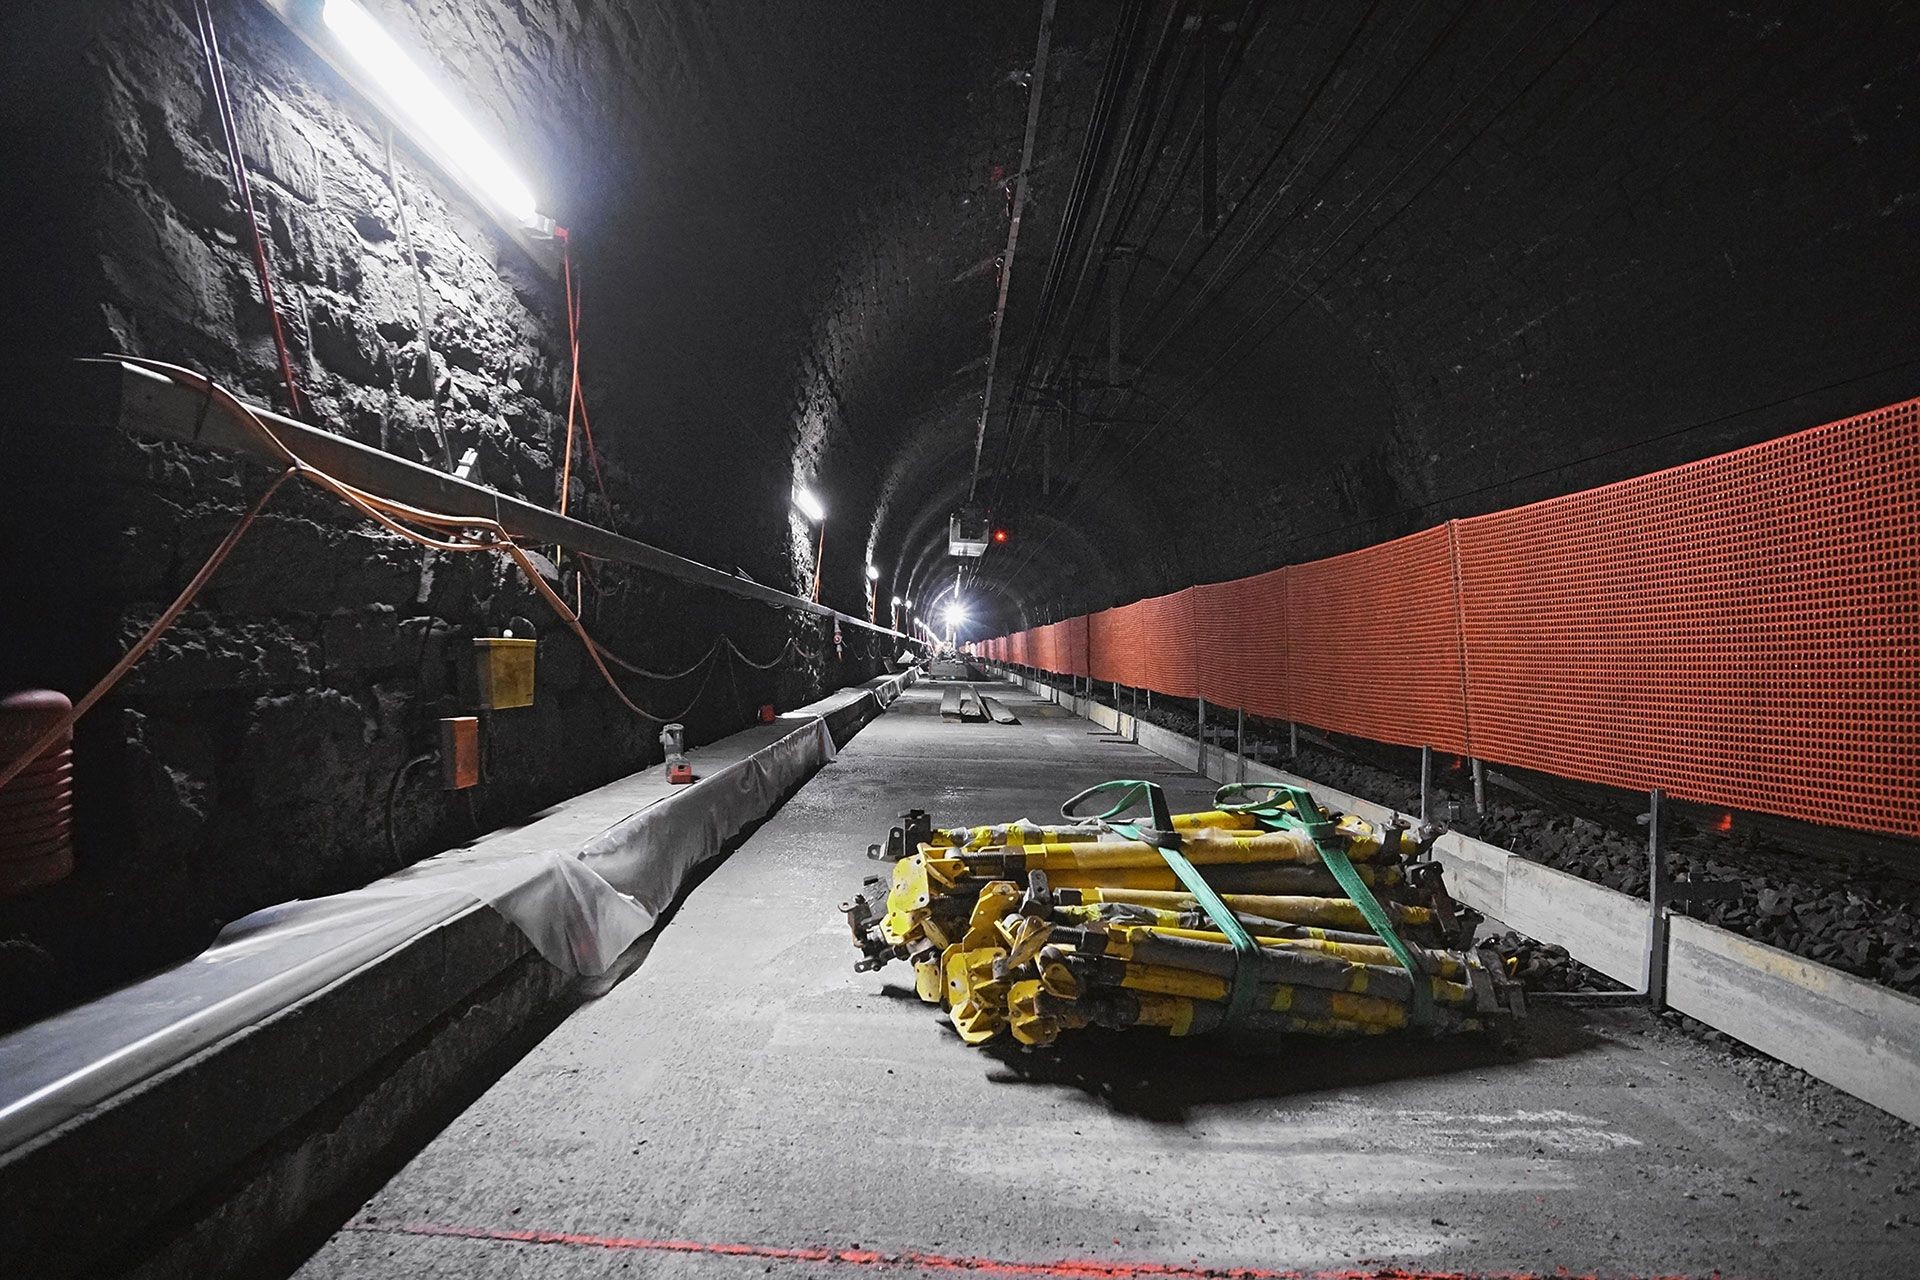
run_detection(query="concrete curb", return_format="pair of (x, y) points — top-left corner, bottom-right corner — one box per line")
(995, 667), (1920, 1128)
(0, 669), (916, 1279)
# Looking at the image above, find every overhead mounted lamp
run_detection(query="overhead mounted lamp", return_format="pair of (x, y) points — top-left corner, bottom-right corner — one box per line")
(260, 0), (559, 268)
(792, 487), (825, 523)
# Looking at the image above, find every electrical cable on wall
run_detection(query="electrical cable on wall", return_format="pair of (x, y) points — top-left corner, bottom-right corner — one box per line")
(551, 228), (618, 617)
(993, 0), (1604, 598)
(557, 228), (583, 519)
(0, 464), (292, 794)
(978, 0), (1430, 589)
(0, 358), (803, 792)
(555, 230), (615, 520)
(191, 0), (306, 420)
(0, 3), (857, 797)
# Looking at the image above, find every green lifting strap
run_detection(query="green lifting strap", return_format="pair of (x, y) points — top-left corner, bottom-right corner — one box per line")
(1060, 780), (1262, 1025)
(1213, 782), (1435, 1027)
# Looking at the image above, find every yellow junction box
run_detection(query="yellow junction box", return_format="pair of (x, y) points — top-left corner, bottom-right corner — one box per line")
(472, 637), (537, 709)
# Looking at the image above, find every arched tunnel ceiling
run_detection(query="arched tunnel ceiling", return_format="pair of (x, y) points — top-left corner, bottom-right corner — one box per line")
(420, 0), (1919, 641)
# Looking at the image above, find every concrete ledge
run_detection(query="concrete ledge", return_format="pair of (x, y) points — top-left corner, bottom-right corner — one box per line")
(4, 903), (540, 1280)
(992, 666), (1919, 1127)
(130, 919), (570, 1280)
(1668, 917), (1920, 1126)
(1499, 858), (1650, 989)
(0, 669), (915, 1278)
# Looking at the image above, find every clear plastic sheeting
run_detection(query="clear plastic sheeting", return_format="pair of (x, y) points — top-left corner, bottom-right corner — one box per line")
(0, 689), (870, 1157)
(577, 717), (836, 934)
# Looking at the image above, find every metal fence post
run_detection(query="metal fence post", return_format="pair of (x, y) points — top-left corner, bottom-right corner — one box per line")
(1645, 788), (1670, 1008)
(1288, 721), (1298, 759)
(1471, 758), (1486, 816)
(1236, 706), (1246, 782)
(1419, 746), (1433, 823)
(1196, 697), (1208, 778)
(1130, 686), (1139, 742)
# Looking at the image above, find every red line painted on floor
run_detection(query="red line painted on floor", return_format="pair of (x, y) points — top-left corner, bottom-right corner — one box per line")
(343, 1219), (1714, 1280)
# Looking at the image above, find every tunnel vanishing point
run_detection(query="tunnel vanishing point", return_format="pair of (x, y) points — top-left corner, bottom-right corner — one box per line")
(1, 2), (1917, 1278)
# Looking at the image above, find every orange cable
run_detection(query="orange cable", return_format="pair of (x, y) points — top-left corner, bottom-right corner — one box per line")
(0, 468), (295, 794)
(0, 350), (778, 788)
(574, 380), (614, 513)
(120, 359), (705, 724)
(557, 231), (580, 518)
(192, 0), (305, 420)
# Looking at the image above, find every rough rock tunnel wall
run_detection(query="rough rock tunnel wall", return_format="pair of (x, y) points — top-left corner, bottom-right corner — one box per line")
(0, 0), (898, 1027)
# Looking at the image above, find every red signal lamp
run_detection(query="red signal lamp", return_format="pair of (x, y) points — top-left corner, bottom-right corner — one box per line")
(991, 528), (1010, 544)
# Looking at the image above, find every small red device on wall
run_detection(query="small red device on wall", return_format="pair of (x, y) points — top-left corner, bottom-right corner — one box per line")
(439, 717), (481, 789)
(668, 762), (694, 785)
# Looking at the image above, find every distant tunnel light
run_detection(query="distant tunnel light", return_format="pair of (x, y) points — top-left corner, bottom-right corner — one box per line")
(865, 564), (881, 581)
(792, 486), (825, 522)
(890, 595), (902, 606)
(943, 601), (967, 628)
(322, 0), (540, 225)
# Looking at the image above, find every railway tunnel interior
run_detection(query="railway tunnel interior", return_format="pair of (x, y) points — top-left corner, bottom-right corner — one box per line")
(0, 2), (1917, 1278)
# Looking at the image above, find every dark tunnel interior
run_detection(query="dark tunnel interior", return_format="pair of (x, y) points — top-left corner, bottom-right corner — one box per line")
(2, 0), (1916, 1086)
(0, 3), (1917, 1276)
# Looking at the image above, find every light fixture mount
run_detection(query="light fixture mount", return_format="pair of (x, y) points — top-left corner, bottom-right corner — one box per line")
(791, 486), (826, 523)
(258, 0), (561, 275)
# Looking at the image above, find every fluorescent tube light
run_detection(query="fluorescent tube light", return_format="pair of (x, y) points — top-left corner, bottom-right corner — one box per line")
(322, 0), (539, 224)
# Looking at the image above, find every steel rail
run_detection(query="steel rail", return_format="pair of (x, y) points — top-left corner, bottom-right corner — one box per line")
(90, 358), (908, 640)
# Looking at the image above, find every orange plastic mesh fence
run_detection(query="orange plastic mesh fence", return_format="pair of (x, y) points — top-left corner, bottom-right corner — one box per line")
(1089, 590), (1199, 698)
(1192, 573), (1282, 713)
(1453, 398), (1919, 838)
(1286, 526), (1471, 754)
(1142, 589), (1200, 698)
(1030, 617), (1090, 677)
(1087, 606), (1128, 686)
(1032, 621), (1059, 674)
(983, 395), (1917, 839)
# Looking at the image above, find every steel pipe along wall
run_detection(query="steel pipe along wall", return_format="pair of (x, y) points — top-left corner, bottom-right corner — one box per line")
(980, 396), (1920, 839)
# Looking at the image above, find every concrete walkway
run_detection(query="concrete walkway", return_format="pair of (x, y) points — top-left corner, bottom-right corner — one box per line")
(297, 681), (1918, 1280)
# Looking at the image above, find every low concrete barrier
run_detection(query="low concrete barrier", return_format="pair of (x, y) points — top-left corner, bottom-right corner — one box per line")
(0, 669), (916, 1279)
(1667, 917), (1920, 1126)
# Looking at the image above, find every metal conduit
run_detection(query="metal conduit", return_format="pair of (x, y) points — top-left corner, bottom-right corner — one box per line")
(89, 358), (909, 640)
